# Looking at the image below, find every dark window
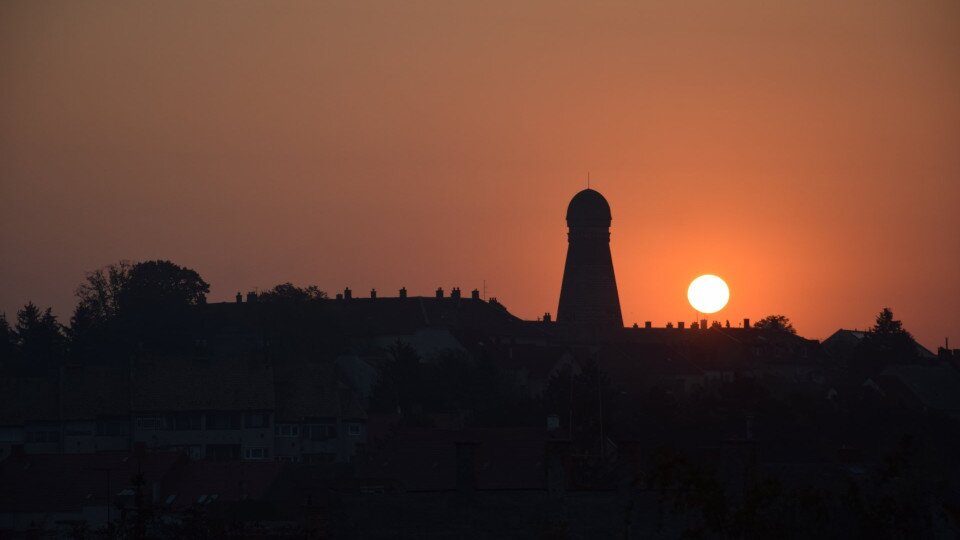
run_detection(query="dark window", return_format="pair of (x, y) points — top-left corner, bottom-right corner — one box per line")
(96, 419), (131, 436)
(244, 413), (271, 429)
(137, 416), (165, 430)
(276, 424), (299, 437)
(306, 424), (337, 441)
(206, 412), (241, 430)
(170, 413), (201, 431)
(206, 444), (241, 461)
(27, 431), (59, 443)
(243, 447), (269, 460)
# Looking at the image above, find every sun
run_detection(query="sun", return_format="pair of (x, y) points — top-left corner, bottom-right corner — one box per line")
(687, 275), (730, 314)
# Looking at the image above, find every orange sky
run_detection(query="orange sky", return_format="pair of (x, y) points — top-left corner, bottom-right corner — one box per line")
(2, 1), (958, 349)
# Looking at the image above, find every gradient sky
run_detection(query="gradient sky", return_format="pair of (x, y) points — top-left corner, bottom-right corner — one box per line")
(2, 1), (958, 348)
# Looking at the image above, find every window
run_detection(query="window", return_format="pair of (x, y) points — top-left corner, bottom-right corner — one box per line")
(137, 417), (165, 430)
(276, 424), (300, 437)
(170, 413), (201, 431)
(206, 412), (241, 430)
(96, 419), (130, 436)
(26, 431), (59, 443)
(244, 413), (271, 429)
(348, 423), (361, 436)
(206, 444), (240, 461)
(306, 424), (337, 441)
(243, 447), (269, 460)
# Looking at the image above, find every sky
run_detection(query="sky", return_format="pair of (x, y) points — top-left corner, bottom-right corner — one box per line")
(1, 0), (958, 349)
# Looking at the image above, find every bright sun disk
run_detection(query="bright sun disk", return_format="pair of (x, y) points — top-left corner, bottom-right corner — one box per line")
(687, 275), (730, 314)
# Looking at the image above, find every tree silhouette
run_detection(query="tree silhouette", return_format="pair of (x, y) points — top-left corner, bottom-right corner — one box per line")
(753, 315), (796, 334)
(74, 261), (132, 325)
(69, 260), (210, 355)
(258, 282), (327, 303)
(0, 313), (17, 367)
(861, 307), (917, 364)
(14, 302), (67, 369)
(117, 260), (209, 313)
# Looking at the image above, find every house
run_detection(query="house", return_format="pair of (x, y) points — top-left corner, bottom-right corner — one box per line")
(273, 361), (367, 463)
(0, 375), (60, 459)
(60, 365), (131, 454)
(131, 356), (275, 461)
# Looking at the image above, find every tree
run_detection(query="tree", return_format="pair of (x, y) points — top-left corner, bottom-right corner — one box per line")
(871, 307), (910, 338)
(73, 261), (132, 326)
(70, 262), (133, 361)
(861, 307), (916, 363)
(753, 315), (796, 334)
(0, 313), (17, 366)
(258, 282), (327, 303)
(117, 260), (209, 313)
(69, 260), (210, 355)
(15, 302), (67, 368)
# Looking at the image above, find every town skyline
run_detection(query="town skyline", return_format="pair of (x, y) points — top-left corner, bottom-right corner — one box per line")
(2, 1), (958, 349)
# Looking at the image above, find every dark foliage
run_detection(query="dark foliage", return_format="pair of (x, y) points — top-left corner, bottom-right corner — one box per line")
(753, 315), (796, 334)
(258, 282), (327, 303)
(13, 302), (67, 370)
(70, 259), (209, 357)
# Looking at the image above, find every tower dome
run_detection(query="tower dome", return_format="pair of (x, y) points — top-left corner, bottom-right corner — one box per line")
(565, 189), (612, 227)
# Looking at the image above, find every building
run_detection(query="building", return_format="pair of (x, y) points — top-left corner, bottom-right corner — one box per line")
(556, 188), (624, 328)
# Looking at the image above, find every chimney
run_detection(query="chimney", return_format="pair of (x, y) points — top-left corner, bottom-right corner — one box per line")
(370, 288), (377, 299)
(343, 287), (352, 300)
(744, 318), (750, 329)
(451, 287), (461, 300)
(246, 291), (258, 303)
(471, 289), (480, 300)
(543, 312), (552, 323)
(436, 287), (444, 299)
(235, 292), (242, 304)
(335, 293), (343, 300)
(644, 321), (652, 329)
(399, 287), (407, 299)
(678, 321), (685, 329)
(701, 319), (707, 330)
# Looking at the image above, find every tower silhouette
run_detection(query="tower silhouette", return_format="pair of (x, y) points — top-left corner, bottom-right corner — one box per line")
(557, 188), (623, 328)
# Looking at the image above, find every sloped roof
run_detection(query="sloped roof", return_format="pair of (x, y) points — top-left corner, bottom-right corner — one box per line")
(131, 357), (274, 412)
(881, 364), (960, 412)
